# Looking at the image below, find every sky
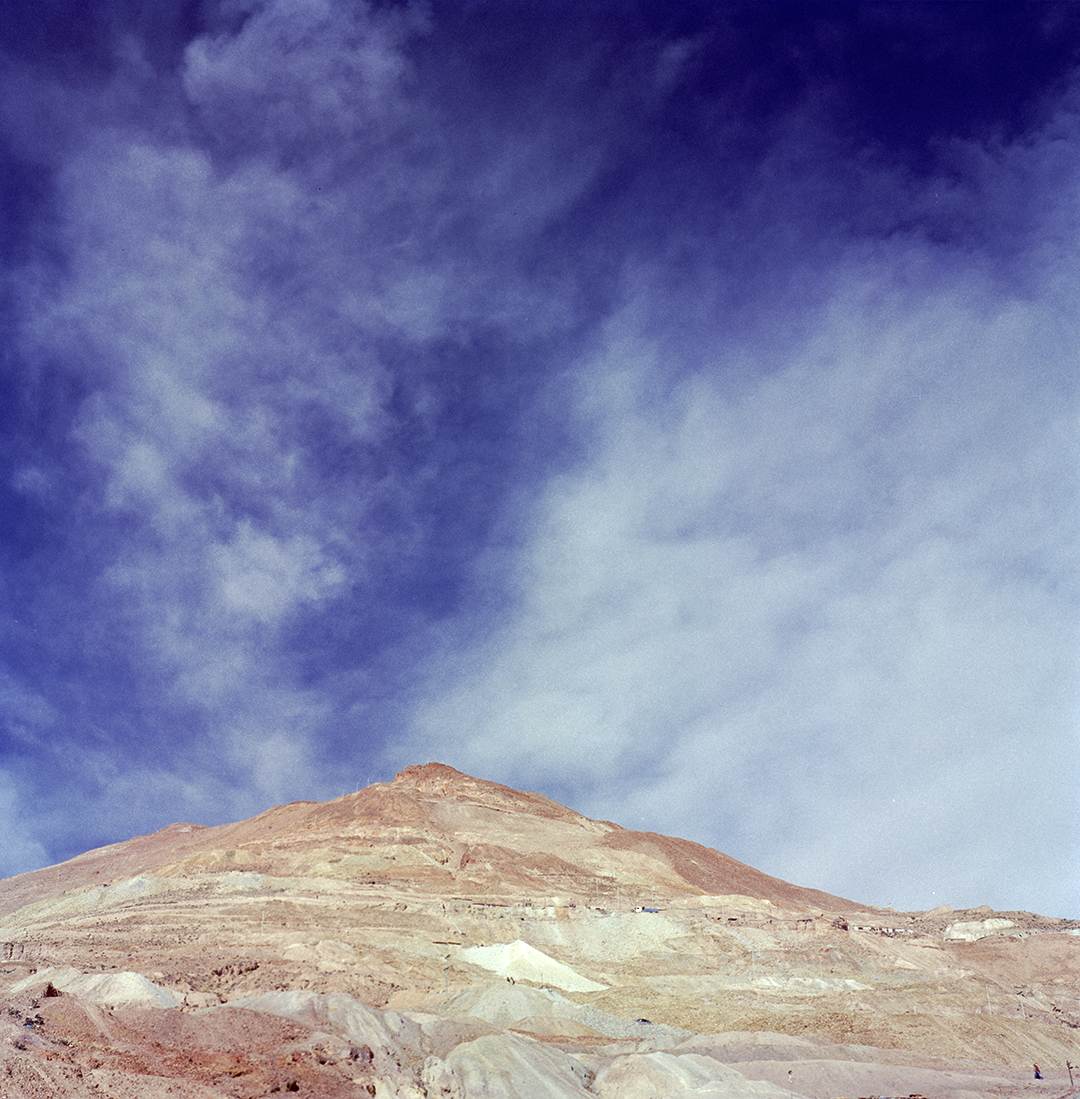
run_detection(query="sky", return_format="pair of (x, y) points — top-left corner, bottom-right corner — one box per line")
(0, 0), (1077, 918)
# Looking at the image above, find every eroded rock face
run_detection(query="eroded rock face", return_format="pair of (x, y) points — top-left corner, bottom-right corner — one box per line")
(943, 917), (1016, 942)
(0, 763), (1076, 1097)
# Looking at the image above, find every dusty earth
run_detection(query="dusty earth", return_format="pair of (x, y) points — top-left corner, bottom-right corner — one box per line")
(0, 762), (1077, 1098)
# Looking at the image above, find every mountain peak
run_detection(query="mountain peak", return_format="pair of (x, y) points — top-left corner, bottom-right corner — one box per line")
(0, 763), (868, 918)
(391, 761), (488, 794)
(388, 761), (590, 825)
(393, 760), (467, 785)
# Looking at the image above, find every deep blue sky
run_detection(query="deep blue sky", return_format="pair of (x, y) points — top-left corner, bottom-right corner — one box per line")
(1, 1), (1077, 917)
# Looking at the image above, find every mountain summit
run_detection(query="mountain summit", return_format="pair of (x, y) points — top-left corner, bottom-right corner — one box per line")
(0, 764), (1076, 1098)
(0, 762), (865, 918)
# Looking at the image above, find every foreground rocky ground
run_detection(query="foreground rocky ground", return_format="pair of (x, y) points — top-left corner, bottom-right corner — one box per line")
(0, 763), (1077, 1098)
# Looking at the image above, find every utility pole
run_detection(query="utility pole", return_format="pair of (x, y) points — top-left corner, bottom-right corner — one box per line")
(1067, 1061), (1074, 1089)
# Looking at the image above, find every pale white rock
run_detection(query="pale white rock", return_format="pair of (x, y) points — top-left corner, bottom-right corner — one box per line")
(10, 965), (181, 1008)
(435, 982), (583, 1026)
(457, 939), (606, 991)
(943, 918), (1016, 942)
(443, 1032), (594, 1099)
(592, 1051), (796, 1098)
(421, 1054), (462, 1098)
(227, 988), (422, 1051)
(751, 974), (871, 992)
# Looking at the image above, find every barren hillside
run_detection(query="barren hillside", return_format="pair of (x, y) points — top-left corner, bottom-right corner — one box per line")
(0, 763), (1076, 1098)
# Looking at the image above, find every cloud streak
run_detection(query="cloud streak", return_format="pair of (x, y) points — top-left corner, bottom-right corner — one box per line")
(408, 264), (1079, 910)
(404, 99), (1080, 912)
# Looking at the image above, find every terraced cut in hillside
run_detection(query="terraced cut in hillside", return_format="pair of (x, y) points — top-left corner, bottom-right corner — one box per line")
(0, 763), (1077, 1098)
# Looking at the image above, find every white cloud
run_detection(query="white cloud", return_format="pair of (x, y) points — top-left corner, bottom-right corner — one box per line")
(183, 0), (422, 152)
(404, 250), (1079, 912)
(0, 770), (50, 878)
(226, 710), (322, 810)
(13, 39), (409, 790)
(0, 674), (57, 753)
(212, 521), (345, 626)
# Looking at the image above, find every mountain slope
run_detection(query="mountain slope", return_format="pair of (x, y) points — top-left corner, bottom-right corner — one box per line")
(0, 762), (868, 917)
(0, 763), (1076, 1099)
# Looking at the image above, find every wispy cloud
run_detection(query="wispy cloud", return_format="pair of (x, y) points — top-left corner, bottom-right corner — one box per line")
(403, 123), (1080, 912)
(1, 0), (621, 857)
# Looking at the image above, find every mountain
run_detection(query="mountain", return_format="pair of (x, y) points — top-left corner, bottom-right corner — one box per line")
(0, 762), (1076, 1098)
(0, 762), (866, 918)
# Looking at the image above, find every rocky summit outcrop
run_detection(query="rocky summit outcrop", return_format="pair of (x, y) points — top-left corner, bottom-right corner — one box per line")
(0, 762), (1077, 1098)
